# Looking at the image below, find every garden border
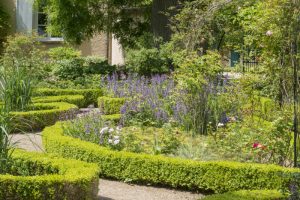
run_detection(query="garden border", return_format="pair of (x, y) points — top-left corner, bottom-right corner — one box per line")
(43, 122), (300, 193)
(12, 102), (78, 132)
(0, 150), (99, 200)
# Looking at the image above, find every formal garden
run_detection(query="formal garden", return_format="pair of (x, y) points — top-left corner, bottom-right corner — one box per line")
(0, 0), (300, 199)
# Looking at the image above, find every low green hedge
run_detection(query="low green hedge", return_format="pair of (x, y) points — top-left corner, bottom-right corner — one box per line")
(34, 88), (103, 107)
(33, 95), (85, 108)
(0, 150), (99, 200)
(43, 122), (300, 193)
(203, 190), (287, 200)
(101, 114), (122, 123)
(97, 96), (126, 114)
(11, 102), (78, 132)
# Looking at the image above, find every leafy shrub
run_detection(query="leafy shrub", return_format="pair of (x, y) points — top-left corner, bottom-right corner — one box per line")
(203, 190), (286, 200)
(53, 58), (85, 80)
(34, 88), (102, 107)
(1, 34), (48, 81)
(48, 46), (81, 60)
(83, 56), (116, 75)
(43, 122), (300, 193)
(98, 96), (126, 114)
(11, 102), (78, 132)
(0, 150), (100, 200)
(125, 48), (169, 76)
(0, 5), (9, 49)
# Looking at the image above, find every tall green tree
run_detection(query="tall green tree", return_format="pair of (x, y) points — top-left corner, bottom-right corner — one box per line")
(40, 0), (152, 47)
(0, 5), (9, 50)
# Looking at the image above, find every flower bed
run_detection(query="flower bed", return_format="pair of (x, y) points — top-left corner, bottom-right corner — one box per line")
(97, 96), (126, 114)
(33, 95), (85, 108)
(0, 150), (99, 200)
(11, 102), (78, 132)
(34, 88), (103, 107)
(203, 190), (286, 200)
(43, 122), (300, 193)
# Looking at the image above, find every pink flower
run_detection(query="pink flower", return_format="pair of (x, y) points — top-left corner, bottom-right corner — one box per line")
(252, 142), (266, 150)
(266, 30), (273, 36)
(252, 142), (259, 148)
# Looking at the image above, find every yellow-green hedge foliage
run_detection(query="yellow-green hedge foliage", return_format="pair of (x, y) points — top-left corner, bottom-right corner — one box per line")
(97, 96), (126, 114)
(43, 122), (300, 193)
(0, 150), (99, 200)
(34, 88), (103, 107)
(33, 95), (85, 108)
(203, 190), (286, 200)
(101, 114), (122, 123)
(11, 102), (77, 132)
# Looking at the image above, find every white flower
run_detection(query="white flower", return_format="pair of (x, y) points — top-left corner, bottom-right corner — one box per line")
(116, 126), (122, 131)
(113, 139), (120, 145)
(113, 136), (120, 140)
(109, 128), (114, 133)
(108, 139), (113, 144)
(217, 123), (224, 127)
(266, 30), (273, 36)
(100, 127), (109, 134)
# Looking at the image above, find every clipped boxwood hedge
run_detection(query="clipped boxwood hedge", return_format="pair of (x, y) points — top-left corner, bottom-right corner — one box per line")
(43, 122), (300, 193)
(34, 88), (103, 107)
(11, 102), (78, 132)
(0, 150), (99, 200)
(101, 114), (122, 123)
(97, 96), (126, 114)
(33, 95), (85, 108)
(203, 190), (287, 200)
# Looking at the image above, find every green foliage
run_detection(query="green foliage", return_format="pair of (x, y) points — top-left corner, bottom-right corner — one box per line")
(11, 102), (78, 132)
(34, 88), (103, 107)
(125, 48), (169, 76)
(43, 122), (300, 193)
(101, 114), (122, 123)
(0, 34), (48, 81)
(98, 96), (126, 115)
(41, 0), (152, 47)
(33, 95), (85, 108)
(48, 46), (81, 60)
(0, 150), (99, 200)
(0, 67), (32, 111)
(0, 108), (13, 174)
(203, 190), (286, 200)
(0, 5), (9, 49)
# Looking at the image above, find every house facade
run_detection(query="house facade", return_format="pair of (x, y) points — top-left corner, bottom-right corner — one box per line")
(1, 0), (125, 65)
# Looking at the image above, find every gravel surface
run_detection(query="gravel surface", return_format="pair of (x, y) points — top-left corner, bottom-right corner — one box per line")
(98, 179), (204, 200)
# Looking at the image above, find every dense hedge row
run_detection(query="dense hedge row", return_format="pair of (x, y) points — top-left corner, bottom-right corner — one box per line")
(0, 150), (99, 200)
(101, 114), (122, 124)
(34, 88), (102, 107)
(97, 96), (126, 114)
(33, 95), (85, 108)
(43, 122), (300, 193)
(11, 102), (77, 132)
(203, 190), (286, 200)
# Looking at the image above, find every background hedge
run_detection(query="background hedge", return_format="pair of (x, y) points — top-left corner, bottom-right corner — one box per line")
(11, 102), (77, 132)
(203, 190), (287, 200)
(97, 96), (126, 114)
(34, 88), (103, 107)
(43, 122), (300, 193)
(0, 150), (99, 200)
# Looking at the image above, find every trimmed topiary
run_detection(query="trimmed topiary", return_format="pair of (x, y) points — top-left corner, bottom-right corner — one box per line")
(43, 122), (300, 193)
(11, 102), (77, 132)
(203, 190), (287, 200)
(33, 95), (85, 108)
(97, 97), (126, 114)
(34, 88), (103, 107)
(0, 150), (99, 200)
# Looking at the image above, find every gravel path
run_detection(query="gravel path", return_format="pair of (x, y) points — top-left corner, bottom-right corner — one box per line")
(9, 108), (205, 200)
